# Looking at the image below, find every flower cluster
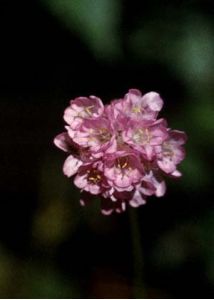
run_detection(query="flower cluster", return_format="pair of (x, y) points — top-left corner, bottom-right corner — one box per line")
(54, 89), (187, 215)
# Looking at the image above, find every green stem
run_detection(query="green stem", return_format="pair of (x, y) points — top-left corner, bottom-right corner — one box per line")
(129, 209), (146, 298)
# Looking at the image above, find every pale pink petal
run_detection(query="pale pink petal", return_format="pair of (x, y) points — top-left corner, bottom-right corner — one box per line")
(128, 89), (142, 96)
(63, 155), (82, 177)
(155, 180), (166, 197)
(144, 144), (154, 160)
(80, 192), (93, 206)
(142, 92), (163, 112)
(87, 184), (101, 195)
(54, 132), (72, 152)
(114, 174), (131, 188)
(101, 198), (114, 215)
(115, 201), (126, 213)
(74, 174), (88, 189)
(140, 181), (156, 196)
(115, 185), (134, 192)
(171, 170), (182, 177)
(157, 158), (176, 174)
(104, 167), (116, 180)
(129, 190), (146, 207)
(169, 130), (188, 145)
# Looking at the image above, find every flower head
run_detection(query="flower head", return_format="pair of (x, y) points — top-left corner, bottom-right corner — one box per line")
(54, 89), (187, 215)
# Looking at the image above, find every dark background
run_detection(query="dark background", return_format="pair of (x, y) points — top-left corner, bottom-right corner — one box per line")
(0, 0), (213, 298)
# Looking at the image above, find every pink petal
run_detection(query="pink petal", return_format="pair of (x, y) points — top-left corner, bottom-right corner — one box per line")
(101, 199), (114, 215)
(169, 130), (188, 145)
(104, 167), (116, 180)
(171, 170), (182, 177)
(87, 184), (101, 195)
(128, 89), (142, 96)
(157, 158), (176, 174)
(63, 155), (82, 177)
(54, 132), (72, 152)
(144, 144), (154, 160)
(115, 201), (126, 213)
(63, 107), (75, 124)
(155, 180), (166, 197)
(129, 190), (146, 207)
(114, 174), (131, 189)
(74, 174), (88, 189)
(142, 92), (163, 111)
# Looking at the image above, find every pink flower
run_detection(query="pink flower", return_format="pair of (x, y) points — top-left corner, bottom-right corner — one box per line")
(67, 117), (116, 157)
(129, 164), (166, 207)
(74, 161), (108, 195)
(155, 130), (187, 175)
(64, 96), (104, 129)
(123, 89), (164, 121)
(104, 152), (143, 192)
(123, 118), (168, 160)
(54, 89), (187, 215)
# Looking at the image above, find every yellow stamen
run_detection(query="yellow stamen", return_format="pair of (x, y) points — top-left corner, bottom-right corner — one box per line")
(134, 128), (151, 144)
(99, 128), (111, 142)
(121, 161), (128, 168)
(117, 157), (129, 169)
(84, 105), (94, 115)
(87, 170), (102, 184)
(162, 143), (174, 157)
(132, 106), (141, 113)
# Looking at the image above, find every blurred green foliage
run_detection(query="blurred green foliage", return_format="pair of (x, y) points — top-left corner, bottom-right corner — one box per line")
(0, 246), (80, 298)
(152, 211), (214, 283)
(42, 0), (122, 60)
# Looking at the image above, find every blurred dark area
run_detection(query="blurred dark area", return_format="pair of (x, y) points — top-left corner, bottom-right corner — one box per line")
(0, 0), (213, 298)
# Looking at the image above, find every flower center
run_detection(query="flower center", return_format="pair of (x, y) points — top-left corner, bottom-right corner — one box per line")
(116, 157), (129, 169)
(87, 127), (111, 144)
(84, 105), (94, 116)
(99, 128), (111, 143)
(133, 128), (150, 144)
(116, 130), (125, 146)
(162, 142), (174, 157)
(132, 105), (141, 114)
(87, 169), (102, 184)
